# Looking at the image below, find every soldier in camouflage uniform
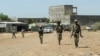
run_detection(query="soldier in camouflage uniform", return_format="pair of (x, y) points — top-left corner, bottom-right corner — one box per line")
(71, 19), (83, 48)
(38, 26), (44, 44)
(12, 29), (16, 39)
(21, 28), (25, 38)
(56, 21), (63, 45)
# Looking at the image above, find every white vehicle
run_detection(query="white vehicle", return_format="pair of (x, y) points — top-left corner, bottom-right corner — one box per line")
(43, 27), (53, 33)
(86, 25), (94, 31)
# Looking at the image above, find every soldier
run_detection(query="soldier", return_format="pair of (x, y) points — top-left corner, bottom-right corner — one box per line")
(38, 26), (44, 44)
(21, 28), (25, 38)
(12, 28), (16, 39)
(56, 21), (63, 45)
(71, 19), (83, 48)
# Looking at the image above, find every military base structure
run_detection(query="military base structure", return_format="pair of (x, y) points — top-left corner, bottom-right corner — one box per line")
(0, 22), (28, 32)
(49, 5), (100, 25)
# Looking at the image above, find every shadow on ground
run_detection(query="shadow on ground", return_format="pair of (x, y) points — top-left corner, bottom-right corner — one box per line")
(63, 44), (73, 45)
(78, 46), (89, 48)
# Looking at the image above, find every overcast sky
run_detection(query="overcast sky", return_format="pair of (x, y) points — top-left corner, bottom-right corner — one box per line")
(0, 0), (100, 18)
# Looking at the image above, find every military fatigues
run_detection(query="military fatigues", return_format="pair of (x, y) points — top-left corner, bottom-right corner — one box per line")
(56, 25), (63, 45)
(72, 24), (81, 48)
(12, 29), (16, 39)
(38, 27), (43, 44)
(21, 29), (25, 38)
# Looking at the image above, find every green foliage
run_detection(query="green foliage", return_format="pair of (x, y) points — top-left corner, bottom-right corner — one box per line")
(45, 19), (49, 23)
(0, 13), (11, 21)
(93, 22), (100, 30)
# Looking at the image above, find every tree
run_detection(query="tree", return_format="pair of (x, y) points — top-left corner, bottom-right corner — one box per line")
(0, 13), (11, 21)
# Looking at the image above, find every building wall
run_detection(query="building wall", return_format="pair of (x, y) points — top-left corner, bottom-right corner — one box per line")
(64, 5), (73, 15)
(70, 15), (100, 25)
(49, 5), (77, 24)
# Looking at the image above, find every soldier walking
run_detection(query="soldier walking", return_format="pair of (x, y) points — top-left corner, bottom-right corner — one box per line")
(38, 26), (44, 44)
(56, 21), (63, 45)
(71, 19), (83, 48)
(21, 28), (25, 38)
(12, 29), (16, 39)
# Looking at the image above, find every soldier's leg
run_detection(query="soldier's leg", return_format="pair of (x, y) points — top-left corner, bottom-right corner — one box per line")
(58, 33), (61, 45)
(60, 33), (62, 40)
(74, 33), (79, 48)
(39, 34), (43, 44)
(41, 34), (43, 44)
(22, 33), (24, 38)
(76, 33), (79, 47)
(39, 34), (41, 43)
(12, 33), (14, 39)
(74, 34), (78, 48)
(14, 33), (16, 38)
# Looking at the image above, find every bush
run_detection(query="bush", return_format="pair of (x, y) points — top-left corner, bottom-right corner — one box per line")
(93, 22), (100, 30)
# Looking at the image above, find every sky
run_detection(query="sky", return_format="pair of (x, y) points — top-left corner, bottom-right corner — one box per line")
(0, 0), (100, 18)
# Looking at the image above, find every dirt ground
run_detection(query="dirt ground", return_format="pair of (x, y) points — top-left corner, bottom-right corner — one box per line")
(0, 31), (100, 56)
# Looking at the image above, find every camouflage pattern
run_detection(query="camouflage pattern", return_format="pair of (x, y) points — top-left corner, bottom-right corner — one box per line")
(38, 27), (43, 44)
(72, 24), (81, 48)
(56, 21), (63, 45)
(12, 29), (16, 39)
(21, 29), (25, 38)
(71, 20), (83, 48)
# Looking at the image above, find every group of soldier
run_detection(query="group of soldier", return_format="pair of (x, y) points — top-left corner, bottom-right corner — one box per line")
(38, 19), (83, 48)
(12, 19), (83, 48)
(12, 28), (25, 39)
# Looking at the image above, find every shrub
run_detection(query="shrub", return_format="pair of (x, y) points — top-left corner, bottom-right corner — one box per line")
(93, 22), (100, 30)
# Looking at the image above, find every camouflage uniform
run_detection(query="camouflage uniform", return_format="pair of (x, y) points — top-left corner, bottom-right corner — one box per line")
(38, 27), (43, 44)
(56, 21), (63, 45)
(71, 20), (83, 48)
(12, 29), (16, 39)
(21, 29), (25, 38)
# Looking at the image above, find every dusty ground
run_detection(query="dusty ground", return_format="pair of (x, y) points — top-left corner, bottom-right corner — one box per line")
(0, 31), (100, 56)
